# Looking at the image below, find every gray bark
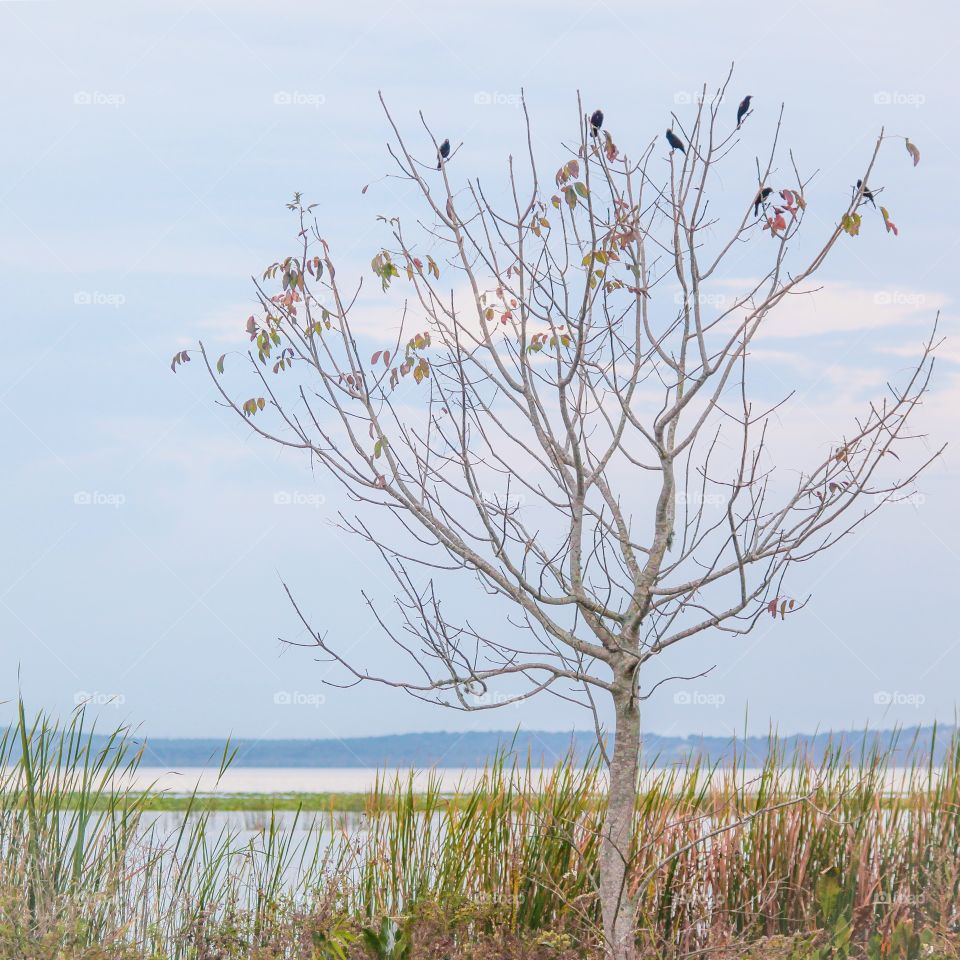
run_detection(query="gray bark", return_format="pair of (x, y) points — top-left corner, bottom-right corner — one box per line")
(599, 681), (641, 960)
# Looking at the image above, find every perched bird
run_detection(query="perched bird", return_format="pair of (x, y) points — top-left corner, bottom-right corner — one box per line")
(856, 179), (876, 208)
(736, 95), (752, 128)
(590, 109), (604, 137)
(666, 129), (685, 154)
(753, 186), (773, 217)
(437, 138), (450, 170)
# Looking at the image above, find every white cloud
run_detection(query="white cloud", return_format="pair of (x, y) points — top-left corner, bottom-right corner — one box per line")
(715, 279), (947, 341)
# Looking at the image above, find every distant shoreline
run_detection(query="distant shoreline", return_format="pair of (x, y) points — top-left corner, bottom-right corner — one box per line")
(120, 725), (954, 769)
(5, 725), (953, 770)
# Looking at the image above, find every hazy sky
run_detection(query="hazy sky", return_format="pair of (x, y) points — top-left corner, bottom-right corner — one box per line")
(1, 1), (957, 746)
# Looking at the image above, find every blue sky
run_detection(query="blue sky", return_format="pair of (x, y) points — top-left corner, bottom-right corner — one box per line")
(1, 0), (957, 744)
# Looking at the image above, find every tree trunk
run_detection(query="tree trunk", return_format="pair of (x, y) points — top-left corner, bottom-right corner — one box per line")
(599, 686), (641, 960)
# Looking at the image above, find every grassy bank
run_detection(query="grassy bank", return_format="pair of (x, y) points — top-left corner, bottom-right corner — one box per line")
(4, 701), (960, 958)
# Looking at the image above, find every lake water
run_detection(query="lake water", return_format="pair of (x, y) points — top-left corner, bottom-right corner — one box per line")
(123, 765), (942, 794)
(128, 766), (495, 793)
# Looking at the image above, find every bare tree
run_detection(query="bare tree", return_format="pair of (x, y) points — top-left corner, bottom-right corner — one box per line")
(177, 71), (938, 960)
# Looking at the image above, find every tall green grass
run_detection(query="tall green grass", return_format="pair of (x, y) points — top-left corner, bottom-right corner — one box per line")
(2, 700), (960, 957)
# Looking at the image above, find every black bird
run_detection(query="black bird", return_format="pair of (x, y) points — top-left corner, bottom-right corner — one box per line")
(590, 109), (604, 137)
(753, 186), (773, 217)
(737, 95), (752, 128)
(437, 138), (450, 170)
(665, 129), (685, 154)
(856, 179), (876, 208)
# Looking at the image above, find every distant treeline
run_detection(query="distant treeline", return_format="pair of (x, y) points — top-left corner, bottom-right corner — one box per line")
(6, 726), (947, 768)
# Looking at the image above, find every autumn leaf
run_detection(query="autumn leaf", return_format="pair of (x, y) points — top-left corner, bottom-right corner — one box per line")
(905, 139), (921, 167)
(880, 206), (899, 236)
(764, 211), (787, 236)
(603, 131), (618, 162)
(841, 212), (862, 237)
(170, 350), (190, 373)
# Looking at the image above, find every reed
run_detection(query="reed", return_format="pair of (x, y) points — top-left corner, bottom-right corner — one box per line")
(2, 700), (960, 958)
